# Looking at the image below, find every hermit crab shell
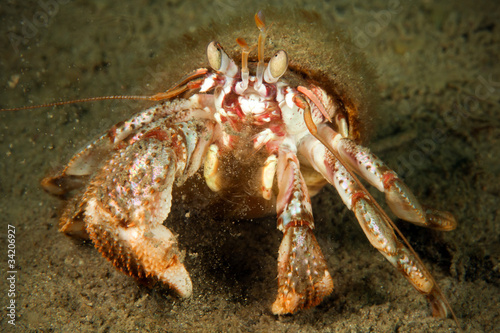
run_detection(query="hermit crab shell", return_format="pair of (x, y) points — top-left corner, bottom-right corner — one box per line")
(150, 9), (377, 143)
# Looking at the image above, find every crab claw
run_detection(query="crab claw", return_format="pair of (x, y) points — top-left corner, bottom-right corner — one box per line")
(272, 224), (334, 314)
(84, 206), (193, 298)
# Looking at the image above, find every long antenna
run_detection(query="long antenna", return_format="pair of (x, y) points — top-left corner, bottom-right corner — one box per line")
(1, 95), (158, 112)
(1, 68), (209, 112)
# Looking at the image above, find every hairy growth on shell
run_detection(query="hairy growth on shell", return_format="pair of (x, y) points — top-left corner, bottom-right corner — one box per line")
(149, 9), (377, 143)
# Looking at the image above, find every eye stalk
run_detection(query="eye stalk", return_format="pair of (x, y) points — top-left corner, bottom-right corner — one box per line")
(207, 41), (238, 77)
(236, 38), (253, 90)
(264, 50), (288, 83)
(207, 41), (225, 72)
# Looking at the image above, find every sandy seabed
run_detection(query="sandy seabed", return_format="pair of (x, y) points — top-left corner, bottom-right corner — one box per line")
(0, 0), (499, 332)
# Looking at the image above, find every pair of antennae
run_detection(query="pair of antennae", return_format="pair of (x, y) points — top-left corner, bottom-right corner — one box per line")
(209, 11), (287, 93)
(236, 11), (270, 89)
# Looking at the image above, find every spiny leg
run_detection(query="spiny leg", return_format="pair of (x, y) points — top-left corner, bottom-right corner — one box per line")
(331, 158), (449, 317)
(331, 132), (456, 230)
(296, 92), (455, 231)
(300, 137), (450, 317)
(82, 120), (213, 297)
(41, 96), (214, 196)
(42, 99), (216, 242)
(272, 146), (333, 315)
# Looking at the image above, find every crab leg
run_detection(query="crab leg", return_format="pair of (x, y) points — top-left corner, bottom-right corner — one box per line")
(333, 134), (456, 230)
(314, 126), (456, 231)
(59, 119), (213, 298)
(272, 143), (334, 315)
(300, 136), (449, 317)
(42, 96), (215, 196)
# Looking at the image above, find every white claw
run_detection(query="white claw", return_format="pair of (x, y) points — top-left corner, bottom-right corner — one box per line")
(204, 144), (222, 192)
(261, 154), (278, 200)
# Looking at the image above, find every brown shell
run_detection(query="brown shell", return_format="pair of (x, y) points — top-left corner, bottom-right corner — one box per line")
(149, 9), (378, 143)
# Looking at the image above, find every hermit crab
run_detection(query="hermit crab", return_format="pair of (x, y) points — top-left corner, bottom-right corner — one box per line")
(4, 11), (458, 323)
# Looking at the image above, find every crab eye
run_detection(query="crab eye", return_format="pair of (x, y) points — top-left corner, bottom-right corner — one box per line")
(207, 41), (229, 73)
(264, 50), (288, 83)
(207, 41), (222, 70)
